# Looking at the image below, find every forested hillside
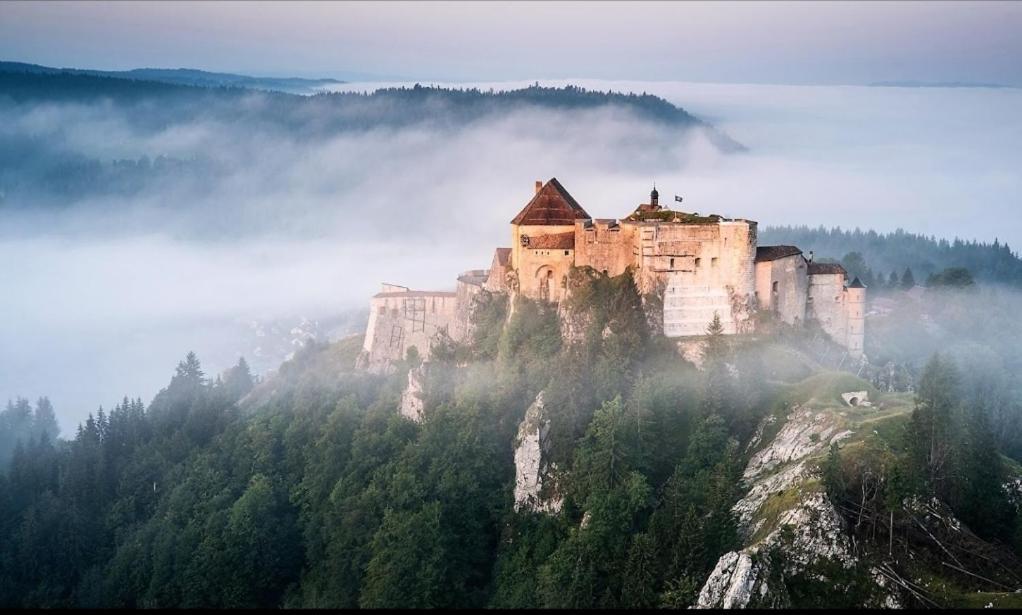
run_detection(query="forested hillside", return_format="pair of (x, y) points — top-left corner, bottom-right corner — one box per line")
(761, 225), (1022, 287)
(0, 69), (738, 212)
(2, 270), (1020, 608)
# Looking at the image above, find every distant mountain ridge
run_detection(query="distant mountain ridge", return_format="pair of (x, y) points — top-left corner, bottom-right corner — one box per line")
(868, 80), (1018, 89)
(0, 60), (344, 94)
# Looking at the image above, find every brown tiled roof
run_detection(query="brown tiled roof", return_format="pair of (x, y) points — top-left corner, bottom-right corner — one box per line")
(527, 232), (575, 249)
(511, 178), (591, 226)
(755, 245), (803, 262)
(808, 262), (846, 275)
(493, 247), (511, 266)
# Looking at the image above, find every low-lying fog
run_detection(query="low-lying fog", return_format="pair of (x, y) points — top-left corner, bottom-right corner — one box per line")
(3, 79), (1021, 432)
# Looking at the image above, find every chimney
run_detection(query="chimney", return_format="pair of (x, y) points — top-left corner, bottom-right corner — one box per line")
(535, 180), (543, 195)
(808, 250), (814, 263)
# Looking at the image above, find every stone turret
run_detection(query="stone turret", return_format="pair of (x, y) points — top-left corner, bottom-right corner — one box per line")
(846, 277), (866, 358)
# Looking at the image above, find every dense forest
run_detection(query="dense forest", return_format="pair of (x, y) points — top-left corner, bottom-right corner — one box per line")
(2, 270), (1020, 608)
(761, 225), (1022, 288)
(0, 397), (59, 468)
(0, 68), (705, 128)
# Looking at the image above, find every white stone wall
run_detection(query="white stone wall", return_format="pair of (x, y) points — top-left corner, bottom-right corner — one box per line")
(656, 220), (756, 337)
(808, 273), (849, 349)
(754, 255), (809, 326)
(360, 288), (463, 374)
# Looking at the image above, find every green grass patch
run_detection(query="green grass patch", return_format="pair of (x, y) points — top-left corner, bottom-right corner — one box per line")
(779, 371), (878, 411)
(749, 478), (822, 545)
(954, 591), (1022, 609)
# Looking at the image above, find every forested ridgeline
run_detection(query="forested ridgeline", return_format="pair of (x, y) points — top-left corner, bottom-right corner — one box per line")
(0, 69), (735, 208)
(0, 61), (343, 94)
(761, 225), (1022, 288)
(0, 69), (704, 130)
(2, 271), (1021, 608)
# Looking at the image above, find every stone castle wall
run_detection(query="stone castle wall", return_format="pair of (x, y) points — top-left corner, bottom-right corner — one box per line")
(572, 219), (635, 277)
(808, 272), (849, 351)
(511, 224), (576, 302)
(755, 254), (809, 326)
(644, 220), (757, 336)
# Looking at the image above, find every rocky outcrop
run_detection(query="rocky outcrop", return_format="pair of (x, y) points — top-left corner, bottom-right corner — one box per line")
(698, 551), (770, 609)
(695, 405), (897, 609)
(743, 406), (850, 483)
(399, 363), (427, 423)
(512, 392), (562, 514)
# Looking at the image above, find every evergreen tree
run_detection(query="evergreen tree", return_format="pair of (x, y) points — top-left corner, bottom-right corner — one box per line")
(33, 397), (59, 441)
(900, 267), (916, 289)
(904, 354), (959, 496)
(175, 351), (205, 385)
(701, 313), (734, 421)
(221, 357), (254, 402)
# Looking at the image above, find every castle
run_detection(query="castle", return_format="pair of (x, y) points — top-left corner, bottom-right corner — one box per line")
(358, 178), (864, 372)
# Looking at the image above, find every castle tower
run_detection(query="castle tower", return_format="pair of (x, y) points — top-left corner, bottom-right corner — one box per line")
(509, 178), (590, 302)
(846, 277), (866, 358)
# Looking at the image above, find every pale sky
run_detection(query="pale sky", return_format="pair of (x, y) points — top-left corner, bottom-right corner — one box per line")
(1, 0), (1021, 85)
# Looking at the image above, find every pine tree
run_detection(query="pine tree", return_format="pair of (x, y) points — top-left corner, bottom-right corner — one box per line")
(222, 357), (255, 402)
(175, 351), (205, 385)
(900, 267), (915, 289)
(905, 354), (959, 495)
(701, 314), (732, 418)
(33, 397), (60, 441)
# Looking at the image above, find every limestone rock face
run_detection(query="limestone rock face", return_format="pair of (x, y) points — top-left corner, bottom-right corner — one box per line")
(695, 405), (898, 609)
(697, 551), (765, 609)
(512, 392), (562, 514)
(743, 406), (850, 482)
(399, 363), (427, 423)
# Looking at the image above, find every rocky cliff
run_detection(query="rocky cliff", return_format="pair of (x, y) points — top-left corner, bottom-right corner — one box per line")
(696, 386), (904, 609)
(512, 391), (562, 514)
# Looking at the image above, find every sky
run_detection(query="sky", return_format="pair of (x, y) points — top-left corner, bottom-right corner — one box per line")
(2, 1), (1022, 85)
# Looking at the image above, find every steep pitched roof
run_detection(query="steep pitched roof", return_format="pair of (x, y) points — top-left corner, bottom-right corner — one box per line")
(755, 245), (803, 262)
(848, 277), (866, 288)
(511, 178), (591, 226)
(808, 262), (846, 276)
